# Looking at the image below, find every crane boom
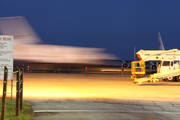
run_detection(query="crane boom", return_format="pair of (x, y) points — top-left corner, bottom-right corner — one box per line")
(136, 49), (180, 61)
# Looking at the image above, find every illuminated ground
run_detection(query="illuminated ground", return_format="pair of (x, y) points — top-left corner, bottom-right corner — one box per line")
(1, 73), (180, 119)
(12, 73), (180, 101)
(1, 73), (180, 101)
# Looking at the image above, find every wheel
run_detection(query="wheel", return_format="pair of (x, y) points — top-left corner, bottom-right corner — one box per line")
(166, 76), (175, 82)
(176, 76), (180, 82)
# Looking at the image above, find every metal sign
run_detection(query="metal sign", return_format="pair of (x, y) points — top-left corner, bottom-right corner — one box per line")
(0, 35), (13, 80)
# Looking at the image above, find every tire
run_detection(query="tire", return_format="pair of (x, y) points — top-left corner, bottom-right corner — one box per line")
(166, 76), (175, 82)
(176, 76), (180, 82)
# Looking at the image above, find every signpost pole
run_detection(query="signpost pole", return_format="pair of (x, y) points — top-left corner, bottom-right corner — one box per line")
(1, 67), (8, 120)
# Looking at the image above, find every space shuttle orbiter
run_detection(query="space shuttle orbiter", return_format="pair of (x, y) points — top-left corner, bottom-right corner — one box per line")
(0, 16), (117, 64)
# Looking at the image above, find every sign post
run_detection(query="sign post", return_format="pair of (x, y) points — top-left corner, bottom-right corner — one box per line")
(0, 35), (14, 80)
(1, 67), (8, 120)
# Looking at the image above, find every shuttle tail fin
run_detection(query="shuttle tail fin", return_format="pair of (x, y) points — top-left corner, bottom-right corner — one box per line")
(0, 16), (42, 44)
(158, 32), (165, 50)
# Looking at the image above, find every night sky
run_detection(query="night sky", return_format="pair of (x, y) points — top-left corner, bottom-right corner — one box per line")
(1, 0), (180, 60)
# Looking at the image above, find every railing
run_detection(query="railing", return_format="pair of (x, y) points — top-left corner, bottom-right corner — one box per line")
(1, 67), (24, 120)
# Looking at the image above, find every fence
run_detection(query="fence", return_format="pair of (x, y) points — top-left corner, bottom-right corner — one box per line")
(1, 67), (24, 120)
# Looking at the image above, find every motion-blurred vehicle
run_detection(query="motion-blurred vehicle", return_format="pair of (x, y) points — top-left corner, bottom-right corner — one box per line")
(0, 16), (118, 72)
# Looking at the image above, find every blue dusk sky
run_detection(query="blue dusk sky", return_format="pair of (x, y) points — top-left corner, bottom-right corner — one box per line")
(1, 0), (180, 60)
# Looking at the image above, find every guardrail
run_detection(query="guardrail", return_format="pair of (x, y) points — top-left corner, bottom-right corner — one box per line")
(1, 67), (24, 120)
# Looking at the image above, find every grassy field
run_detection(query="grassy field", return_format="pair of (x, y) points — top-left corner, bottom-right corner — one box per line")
(0, 98), (32, 120)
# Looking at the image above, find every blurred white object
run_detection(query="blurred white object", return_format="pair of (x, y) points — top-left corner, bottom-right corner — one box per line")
(14, 44), (116, 64)
(0, 16), (117, 64)
(0, 16), (42, 44)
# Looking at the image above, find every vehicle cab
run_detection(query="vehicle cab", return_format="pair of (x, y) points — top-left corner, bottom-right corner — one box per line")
(160, 60), (179, 73)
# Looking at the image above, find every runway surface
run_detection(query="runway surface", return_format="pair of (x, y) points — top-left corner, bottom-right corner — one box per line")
(1, 73), (180, 119)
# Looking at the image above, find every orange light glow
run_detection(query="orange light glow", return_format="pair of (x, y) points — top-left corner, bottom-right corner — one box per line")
(1, 73), (180, 102)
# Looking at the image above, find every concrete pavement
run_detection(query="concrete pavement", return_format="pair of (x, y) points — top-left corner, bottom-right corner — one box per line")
(30, 99), (180, 120)
(1, 73), (180, 119)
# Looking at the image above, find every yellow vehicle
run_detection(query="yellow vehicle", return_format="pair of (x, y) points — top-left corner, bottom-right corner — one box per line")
(132, 49), (180, 84)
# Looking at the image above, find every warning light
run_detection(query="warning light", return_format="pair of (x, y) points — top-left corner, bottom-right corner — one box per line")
(27, 66), (30, 68)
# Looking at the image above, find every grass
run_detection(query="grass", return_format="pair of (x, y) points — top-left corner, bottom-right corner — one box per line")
(0, 98), (33, 120)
